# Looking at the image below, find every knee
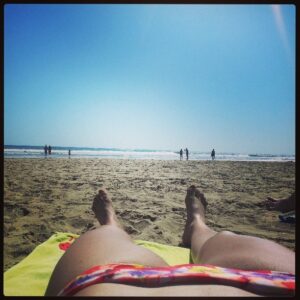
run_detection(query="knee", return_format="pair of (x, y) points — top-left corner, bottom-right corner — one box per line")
(217, 230), (236, 238)
(195, 230), (236, 262)
(81, 225), (114, 237)
(88, 225), (118, 234)
(202, 230), (235, 246)
(76, 225), (129, 244)
(93, 225), (129, 237)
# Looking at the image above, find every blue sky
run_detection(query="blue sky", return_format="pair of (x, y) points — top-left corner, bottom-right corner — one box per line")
(4, 4), (295, 154)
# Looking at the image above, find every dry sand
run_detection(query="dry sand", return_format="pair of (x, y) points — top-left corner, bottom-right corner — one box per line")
(4, 158), (295, 271)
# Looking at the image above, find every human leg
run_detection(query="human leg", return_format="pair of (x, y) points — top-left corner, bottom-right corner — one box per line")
(45, 189), (168, 296)
(266, 193), (295, 213)
(183, 186), (295, 274)
(182, 186), (217, 251)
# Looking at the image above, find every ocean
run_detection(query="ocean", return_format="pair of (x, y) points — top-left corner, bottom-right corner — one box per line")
(3, 145), (295, 162)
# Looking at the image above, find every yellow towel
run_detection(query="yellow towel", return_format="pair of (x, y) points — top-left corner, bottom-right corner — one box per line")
(4, 232), (190, 296)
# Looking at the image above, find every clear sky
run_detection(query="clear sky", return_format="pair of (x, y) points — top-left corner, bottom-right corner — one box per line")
(4, 4), (295, 154)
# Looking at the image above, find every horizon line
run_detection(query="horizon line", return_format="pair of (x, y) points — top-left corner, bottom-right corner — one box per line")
(3, 144), (295, 157)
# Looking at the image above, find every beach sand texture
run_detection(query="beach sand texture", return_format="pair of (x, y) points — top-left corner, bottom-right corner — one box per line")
(4, 158), (295, 271)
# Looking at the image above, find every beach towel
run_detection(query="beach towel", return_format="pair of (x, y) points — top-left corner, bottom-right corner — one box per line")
(4, 232), (190, 296)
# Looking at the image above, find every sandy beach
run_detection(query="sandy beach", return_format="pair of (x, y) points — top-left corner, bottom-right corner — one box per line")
(4, 158), (295, 271)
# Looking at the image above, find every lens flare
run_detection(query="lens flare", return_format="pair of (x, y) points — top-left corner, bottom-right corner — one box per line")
(271, 5), (292, 59)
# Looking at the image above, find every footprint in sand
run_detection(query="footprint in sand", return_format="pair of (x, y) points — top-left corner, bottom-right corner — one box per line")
(133, 219), (152, 231)
(5, 204), (30, 217)
(69, 217), (91, 229)
(154, 225), (163, 235)
(124, 224), (140, 234)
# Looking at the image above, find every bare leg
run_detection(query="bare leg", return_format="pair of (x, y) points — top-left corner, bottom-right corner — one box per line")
(45, 188), (168, 296)
(182, 185), (217, 253)
(183, 186), (295, 274)
(265, 193), (295, 213)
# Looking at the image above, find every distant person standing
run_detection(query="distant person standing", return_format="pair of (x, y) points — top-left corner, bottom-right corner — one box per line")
(211, 149), (215, 160)
(185, 148), (189, 160)
(44, 145), (48, 156)
(179, 149), (183, 160)
(68, 149), (71, 156)
(48, 145), (52, 155)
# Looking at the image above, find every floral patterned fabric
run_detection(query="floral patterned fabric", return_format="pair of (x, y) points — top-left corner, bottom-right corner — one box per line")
(58, 263), (295, 296)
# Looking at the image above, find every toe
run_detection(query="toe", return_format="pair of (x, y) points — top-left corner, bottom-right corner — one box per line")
(92, 197), (98, 212)
(194, 189), (208, 208)
(98, 189), (107, 196)
(187, 185), (196, 195)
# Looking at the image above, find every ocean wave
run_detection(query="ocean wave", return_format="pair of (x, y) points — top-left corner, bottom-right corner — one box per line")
(4, 146), (295, 161)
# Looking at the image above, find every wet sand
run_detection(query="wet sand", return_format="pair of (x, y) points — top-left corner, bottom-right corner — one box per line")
(4, 158), (295, 271)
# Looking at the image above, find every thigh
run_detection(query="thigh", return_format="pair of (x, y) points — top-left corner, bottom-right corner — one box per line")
(45, 226), (168, 296)
(196, 231), (295, 274)
(74, 283), (257, 297)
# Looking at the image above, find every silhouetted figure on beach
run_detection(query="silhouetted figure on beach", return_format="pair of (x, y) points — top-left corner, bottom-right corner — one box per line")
(44, 145), (48, 156)
(179, 149), (183, 160)
(48, 145), (52, 155)
(68, 149), (71, 156)
(185, 148), (189, 160)
(211, 149), (215, 160)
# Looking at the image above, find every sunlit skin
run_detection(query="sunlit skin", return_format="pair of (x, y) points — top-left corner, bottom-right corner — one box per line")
(45, 186), (294, 296)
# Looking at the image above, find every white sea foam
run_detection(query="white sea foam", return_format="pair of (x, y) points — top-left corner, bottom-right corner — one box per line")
(4, 146), (295, 161)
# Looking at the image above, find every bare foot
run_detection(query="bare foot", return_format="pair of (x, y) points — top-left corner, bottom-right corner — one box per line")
(265, 194), (295, 213)
(92, 188), (120, 227)
(266, 197), (281, 211)
(182, 185), (208, 247)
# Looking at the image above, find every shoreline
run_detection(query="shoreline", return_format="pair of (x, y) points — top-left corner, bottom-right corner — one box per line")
(4, 147), (295, 162)
(4, 158), (295, 271)
(3, 156), (296, 163)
